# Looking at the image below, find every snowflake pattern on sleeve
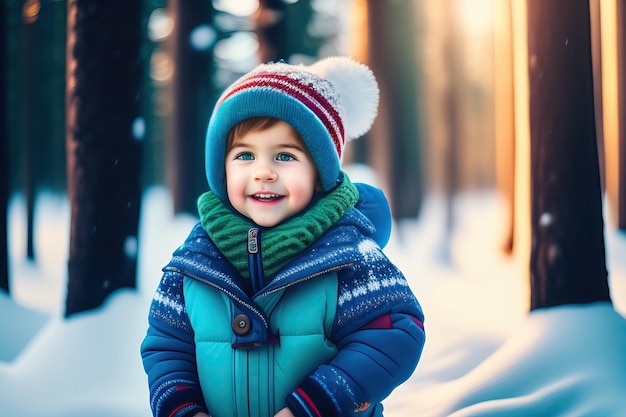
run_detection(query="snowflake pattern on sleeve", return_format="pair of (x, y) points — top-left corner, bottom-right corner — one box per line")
(149, 271), (192, 334)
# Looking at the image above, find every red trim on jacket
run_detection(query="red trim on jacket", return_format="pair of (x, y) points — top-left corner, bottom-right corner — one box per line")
(168, 401), (195, 417)
(360, 313), (424, 331)
(296, 388), (323, 417)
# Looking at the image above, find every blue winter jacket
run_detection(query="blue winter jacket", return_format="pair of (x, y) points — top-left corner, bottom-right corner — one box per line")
(141, 191), (425, 417)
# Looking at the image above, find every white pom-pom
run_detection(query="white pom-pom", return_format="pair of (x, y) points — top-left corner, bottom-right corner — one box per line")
(310, 56), (379, 140)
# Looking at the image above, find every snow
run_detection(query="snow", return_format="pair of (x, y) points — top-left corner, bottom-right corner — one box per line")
(2, 186), (626, 416)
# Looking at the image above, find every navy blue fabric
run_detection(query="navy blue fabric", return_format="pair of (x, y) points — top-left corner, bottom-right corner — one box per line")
(330, 313), (425, 402)
(354, 183), (392, 248)
(141, 318), (208, 416)
(286, 313), (424, 417)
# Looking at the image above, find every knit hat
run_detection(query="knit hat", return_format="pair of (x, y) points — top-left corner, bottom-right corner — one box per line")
(204, 56), (380, 201)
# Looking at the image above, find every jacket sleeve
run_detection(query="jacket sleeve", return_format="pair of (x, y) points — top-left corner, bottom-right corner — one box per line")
(140, 271), (209, 417)
(286, 250), (426, 417)
(286, 313), (424, 417)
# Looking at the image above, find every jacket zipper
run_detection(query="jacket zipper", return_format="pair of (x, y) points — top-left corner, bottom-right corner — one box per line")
(259, 263), (354, 297)
(248, 228), (264, 294)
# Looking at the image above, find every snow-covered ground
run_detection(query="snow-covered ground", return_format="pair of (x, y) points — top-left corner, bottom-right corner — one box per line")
(2, 185), (625, 416)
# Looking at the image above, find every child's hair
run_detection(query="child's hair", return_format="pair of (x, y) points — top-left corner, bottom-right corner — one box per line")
(226, 116), (307, 152)
(226, 117), (283, 150)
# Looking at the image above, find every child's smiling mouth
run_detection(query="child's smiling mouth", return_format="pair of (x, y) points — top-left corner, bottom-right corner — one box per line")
(252, 193), (283, 202)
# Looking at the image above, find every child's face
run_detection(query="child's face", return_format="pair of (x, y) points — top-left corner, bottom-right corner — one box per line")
(225, 120), (319, 227)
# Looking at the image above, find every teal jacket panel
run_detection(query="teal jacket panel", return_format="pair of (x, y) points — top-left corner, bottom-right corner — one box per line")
(184, 270), (339, 417)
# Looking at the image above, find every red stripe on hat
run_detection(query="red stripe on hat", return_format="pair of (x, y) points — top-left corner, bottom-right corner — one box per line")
(218, 72), (345, 159)
(220, 73), (344, 157)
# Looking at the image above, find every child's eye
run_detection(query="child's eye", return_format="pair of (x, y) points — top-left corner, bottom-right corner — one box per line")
(276, 153), (295, 162)
(235, 152), (254, 161)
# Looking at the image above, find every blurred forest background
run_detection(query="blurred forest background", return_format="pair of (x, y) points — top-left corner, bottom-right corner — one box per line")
(1, 0), (625, 317)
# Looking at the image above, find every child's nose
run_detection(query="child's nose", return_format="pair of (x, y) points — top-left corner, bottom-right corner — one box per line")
(254, 164), (277, 182)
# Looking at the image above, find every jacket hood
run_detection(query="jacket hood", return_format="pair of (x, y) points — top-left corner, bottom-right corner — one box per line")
(354, 183), (392, 248)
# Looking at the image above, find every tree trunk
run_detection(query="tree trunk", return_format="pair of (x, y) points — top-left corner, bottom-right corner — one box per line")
(43, 2), (68, 192)
(169, 0), (214, 215)
(440, 0), (462, 262)
(255, 0), (318, 64)
(494, 0), (516, 254)
(20, 4), (39, 261)
(527, 0), (610, 310)
(589, 0), (605, 192)
(1, 0), (9, 293)
(19, 1), (67, 262)
(366, 0), (423, 221)
(255, 0), (287, 63)
(618, 0), (626, 230)
(65, 0), (143, 316)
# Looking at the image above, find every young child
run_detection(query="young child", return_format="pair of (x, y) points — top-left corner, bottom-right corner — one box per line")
(141, 56), (425, 417)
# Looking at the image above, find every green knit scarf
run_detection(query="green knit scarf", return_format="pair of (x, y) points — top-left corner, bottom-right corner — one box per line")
(197, 174), (359, 279)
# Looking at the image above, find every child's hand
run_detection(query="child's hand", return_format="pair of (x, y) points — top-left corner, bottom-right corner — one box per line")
(193, 413), (210, 417)
(274, 407), (295, 417)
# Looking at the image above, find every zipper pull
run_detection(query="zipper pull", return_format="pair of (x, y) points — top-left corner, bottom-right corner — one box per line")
(248, 228), (259, 253)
